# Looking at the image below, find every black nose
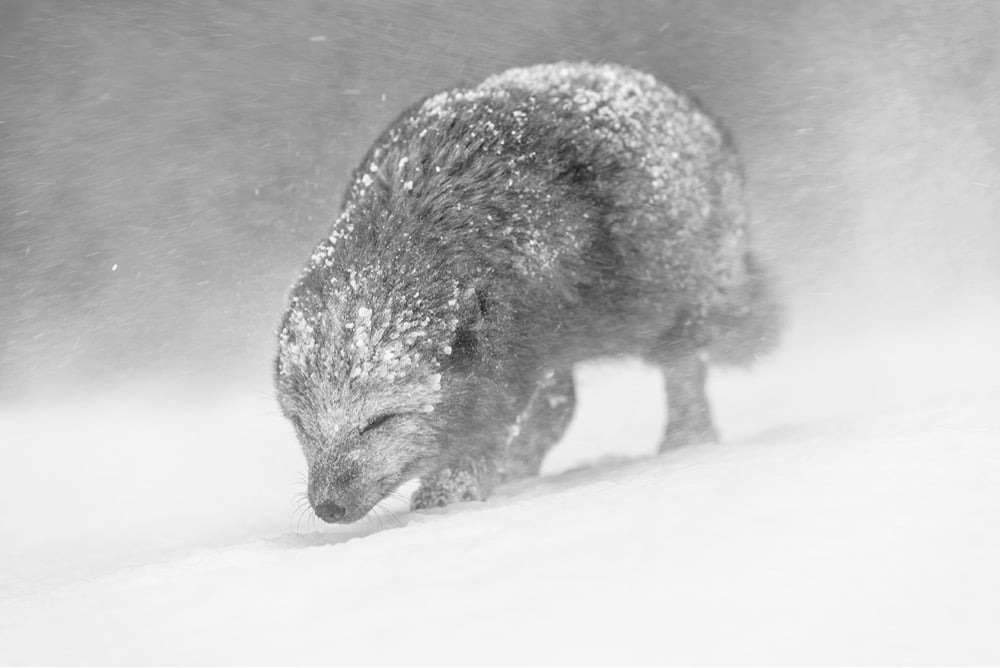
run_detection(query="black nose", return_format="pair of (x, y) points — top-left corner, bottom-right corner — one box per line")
(314, 500), (347, 523)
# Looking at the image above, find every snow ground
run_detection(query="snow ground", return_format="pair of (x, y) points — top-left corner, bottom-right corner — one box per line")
(1, 317), (999, 665)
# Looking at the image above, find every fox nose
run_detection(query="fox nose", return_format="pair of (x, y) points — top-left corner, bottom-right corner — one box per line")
(314, 500), (347, 523)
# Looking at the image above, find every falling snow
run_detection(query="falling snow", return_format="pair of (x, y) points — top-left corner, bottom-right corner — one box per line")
(4, 4), (999, 663)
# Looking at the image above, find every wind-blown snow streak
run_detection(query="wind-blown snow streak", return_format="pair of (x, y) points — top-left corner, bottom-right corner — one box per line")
(0, 317), (998, 664)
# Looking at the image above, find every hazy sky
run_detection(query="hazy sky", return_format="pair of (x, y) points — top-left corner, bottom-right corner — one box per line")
(2, 0), (998, 395)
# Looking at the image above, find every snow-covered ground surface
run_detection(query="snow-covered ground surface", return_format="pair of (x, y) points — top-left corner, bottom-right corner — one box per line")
(1, 316), (999, 664)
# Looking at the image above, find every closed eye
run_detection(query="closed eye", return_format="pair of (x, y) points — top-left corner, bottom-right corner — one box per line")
(360, 413), (398, 435)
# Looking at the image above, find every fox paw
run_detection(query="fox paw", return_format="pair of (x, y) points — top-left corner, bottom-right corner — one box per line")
(411, 467), (489, 510)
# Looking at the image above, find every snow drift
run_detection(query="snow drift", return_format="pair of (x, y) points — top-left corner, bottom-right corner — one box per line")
(1, 317), (998, 664)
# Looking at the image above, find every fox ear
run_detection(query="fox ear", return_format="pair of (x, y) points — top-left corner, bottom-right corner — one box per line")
(447, 287), (487, 370)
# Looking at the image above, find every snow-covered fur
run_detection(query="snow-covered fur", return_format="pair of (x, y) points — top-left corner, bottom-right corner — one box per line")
(274, 62), (782, 523)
